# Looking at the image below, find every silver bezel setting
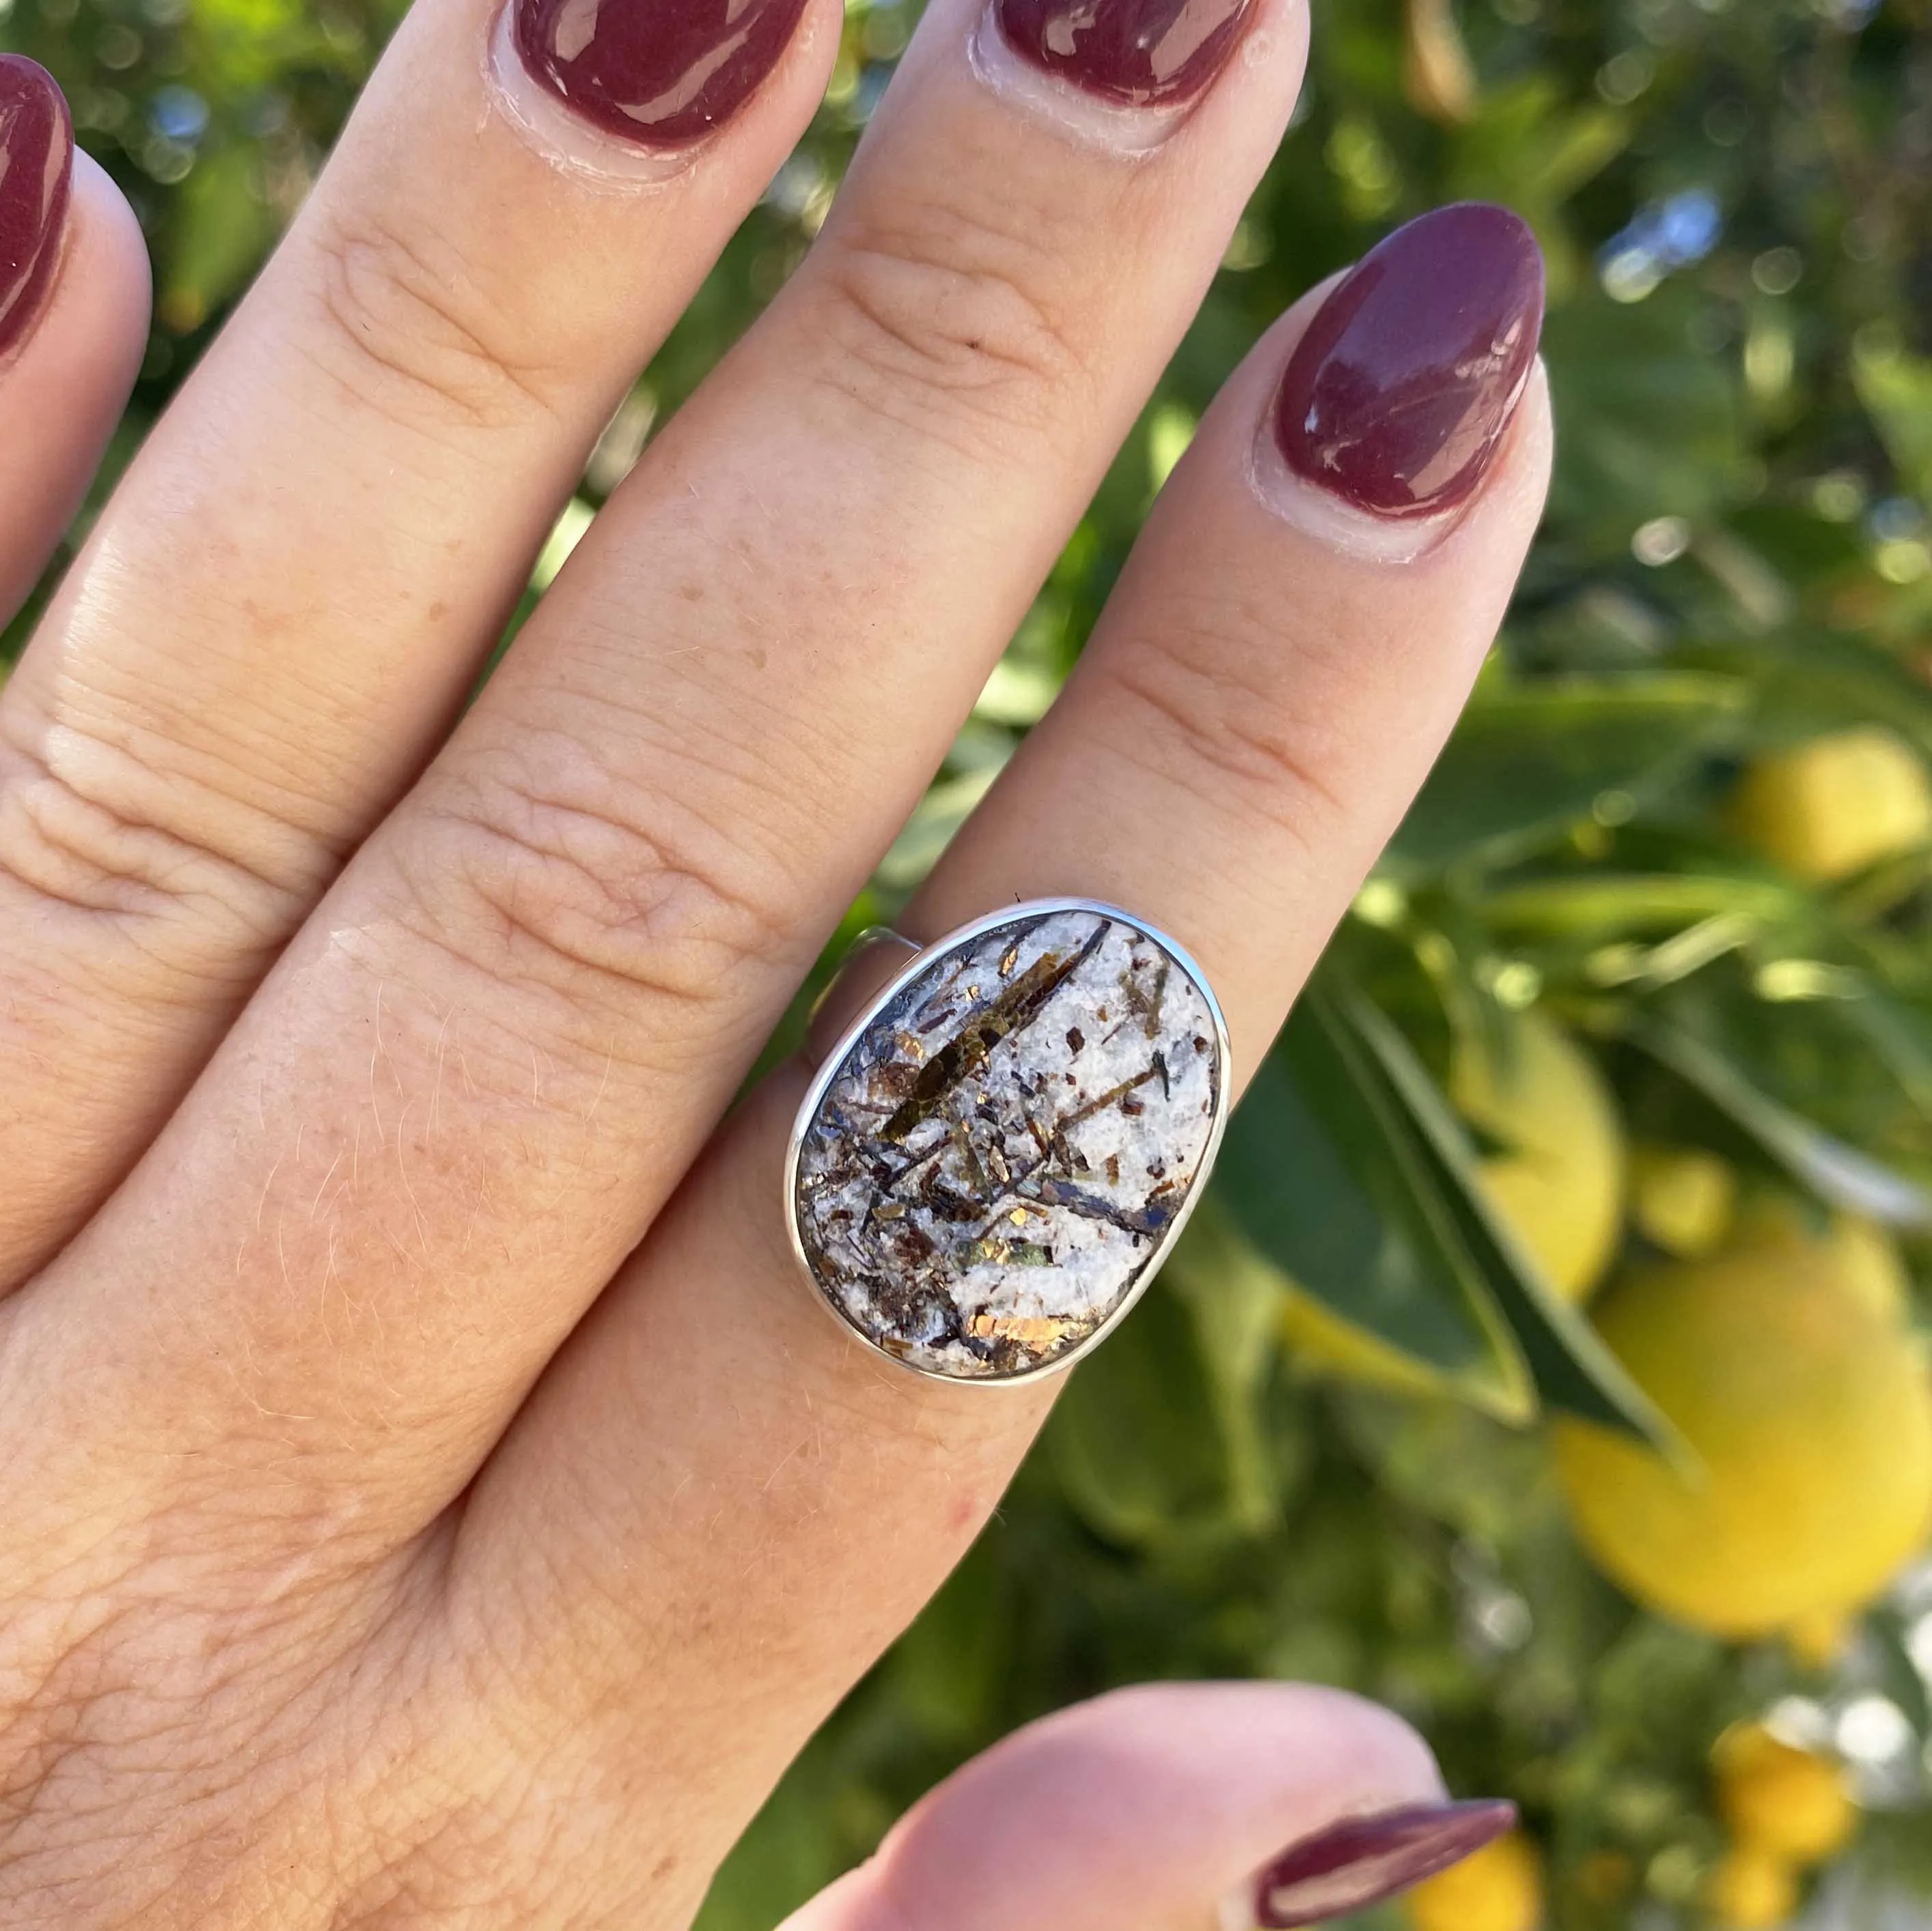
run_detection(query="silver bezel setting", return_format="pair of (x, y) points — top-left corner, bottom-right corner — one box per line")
(784, 897), (1233, 1387)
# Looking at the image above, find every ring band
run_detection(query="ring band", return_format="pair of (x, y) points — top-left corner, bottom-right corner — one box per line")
(786, 899), (1230, 1385)
(803, 927), (921, 1069)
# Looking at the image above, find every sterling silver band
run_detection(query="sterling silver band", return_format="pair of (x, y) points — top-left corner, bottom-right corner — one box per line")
(787, 899), (1230, 1386)
(804, 927), (922, 1070)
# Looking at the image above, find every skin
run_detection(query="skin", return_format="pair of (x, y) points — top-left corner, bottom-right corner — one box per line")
(0, 0), (1552, 1916)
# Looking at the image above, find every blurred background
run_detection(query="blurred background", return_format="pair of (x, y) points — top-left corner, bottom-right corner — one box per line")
(7, 0), (1932, 1923)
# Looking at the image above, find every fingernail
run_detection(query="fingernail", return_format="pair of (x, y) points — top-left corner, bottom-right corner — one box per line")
(0, 56), (73, 362)
(1271, 203), (1544, 524)
(1219, 1800), (1518, 1930)
(512, 0), (810, 148)
(991, 0), (1254, 109)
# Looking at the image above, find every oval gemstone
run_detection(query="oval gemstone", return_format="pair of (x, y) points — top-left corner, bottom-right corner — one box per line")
(790, 904), (1226, 1381)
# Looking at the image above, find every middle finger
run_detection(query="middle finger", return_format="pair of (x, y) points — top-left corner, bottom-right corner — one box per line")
(5, 0), (1308, 1556)
(0, 0), (840, 1283)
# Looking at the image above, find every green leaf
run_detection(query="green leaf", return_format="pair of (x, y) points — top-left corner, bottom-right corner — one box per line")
(158, 143), (279, 333)
(1337, 987), (1670, 1443)
(1679, 630), (1932, 762)
(1620, 1015), (1932, 1229)
(1048, 1281), (1237, 1547)
(1528, 105), (1631, 204)
(1837, 990), (1932, 1120)
(1864, 1607), (1932, 1741)
(1448, 79), (1630, 220)
(885, 1534), (1013, 1743)
(1387, 676), (1748, 874)
(1483, 872), (1805, 945)
(1853, 339), (1932, 503)
(1215, 992), (1530, 1420)
(1543, 288), (1748, 533)
(1450, 79), (1599, 186)
(875, 766), (1001, 889)
(1163, 1210), (1299, 1533)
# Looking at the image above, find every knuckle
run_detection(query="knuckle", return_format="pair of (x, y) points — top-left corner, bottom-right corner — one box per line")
(808, 185), (1095, 449)
(0, 718), (325, 957)
(389, 745), (790, 1036)
(304, 204), (564, 434)
(1105, 615), (1353, 842)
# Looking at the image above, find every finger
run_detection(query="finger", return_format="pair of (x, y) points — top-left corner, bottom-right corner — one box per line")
(785, 1685), (1502, 1931)
(443, 207), (1552, 1891)
(0, 0), (838, 1281)
(5, 0), (1310, 1534)
(0, 74), (148, 625)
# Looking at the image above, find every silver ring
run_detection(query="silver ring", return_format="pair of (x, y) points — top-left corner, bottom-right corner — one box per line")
(786, 898), (1231, 1385)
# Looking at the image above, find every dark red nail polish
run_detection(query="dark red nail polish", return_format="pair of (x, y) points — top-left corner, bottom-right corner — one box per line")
(1234, 1801), (1517, 1928)
(995, 0), (1253, 109)
(1272, 203), (1545, 520)
(0, 57), (73, 362)
(514, 0), (809, 147)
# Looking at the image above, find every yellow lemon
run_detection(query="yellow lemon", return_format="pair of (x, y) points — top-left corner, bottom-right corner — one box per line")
(1729, 1201), (1913, 1324)
(1825, 1214), (1914, 1323)
(1551, 1214), (1932, 1637)
(1732, 727), (1932, 883)
(1453, 1010), (1626, 1304)
(1715, 1724), (1858, 1865)
(1706, 1845), (1798, 1929)
(1631, 1145), (1737, 1259)
(1407, 1831), (1543, 1931)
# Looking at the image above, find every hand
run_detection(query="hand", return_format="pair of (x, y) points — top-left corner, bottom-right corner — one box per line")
(0, 0), (1549, 1913)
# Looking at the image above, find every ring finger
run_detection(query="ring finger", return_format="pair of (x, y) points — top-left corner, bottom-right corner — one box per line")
(442, 202), (1554, 1914)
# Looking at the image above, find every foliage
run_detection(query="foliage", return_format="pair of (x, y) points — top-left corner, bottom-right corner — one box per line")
(8, 0), (1932, 1921)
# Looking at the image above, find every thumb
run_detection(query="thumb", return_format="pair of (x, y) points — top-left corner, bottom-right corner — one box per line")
(778, 1682), (1514, 1931)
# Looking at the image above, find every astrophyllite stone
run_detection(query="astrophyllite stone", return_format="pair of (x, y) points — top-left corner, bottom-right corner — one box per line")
(790, 905), (1226, 1381)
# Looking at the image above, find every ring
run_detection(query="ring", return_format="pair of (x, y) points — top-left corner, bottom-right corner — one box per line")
(786, 899), (1231, 1385)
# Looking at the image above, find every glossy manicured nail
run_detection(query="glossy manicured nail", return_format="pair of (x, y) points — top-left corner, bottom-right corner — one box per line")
(0, 55), (73, 361)
(1271, 202), (1544, 523)
(993, 0), (1254, 109)
(1219, 1799), (1518, 1929)
(512, 0), (810, 148)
